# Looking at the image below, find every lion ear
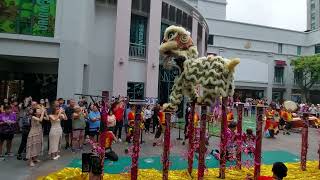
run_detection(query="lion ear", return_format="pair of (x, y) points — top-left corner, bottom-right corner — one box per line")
(227, 58), (240, 71)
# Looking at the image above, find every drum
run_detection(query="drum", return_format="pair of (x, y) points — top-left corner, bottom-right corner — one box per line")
(283, 101), (298, 112)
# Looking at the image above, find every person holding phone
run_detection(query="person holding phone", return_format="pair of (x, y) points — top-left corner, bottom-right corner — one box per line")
(26, 107), (45, 166)
(48, 106), (67, 160)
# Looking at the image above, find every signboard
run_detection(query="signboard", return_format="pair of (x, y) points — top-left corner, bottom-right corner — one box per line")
(0, 0), (56, 37)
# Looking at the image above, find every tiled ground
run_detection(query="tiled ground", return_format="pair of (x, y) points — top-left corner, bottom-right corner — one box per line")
(0, 126), (319, 180)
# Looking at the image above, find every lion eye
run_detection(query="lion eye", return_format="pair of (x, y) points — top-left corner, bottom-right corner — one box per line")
(167, 32), (175, 40)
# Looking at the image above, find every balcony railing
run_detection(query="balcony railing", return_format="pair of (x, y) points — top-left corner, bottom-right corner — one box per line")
(129, 43), (146, 60)
(274, 77), (284, 85)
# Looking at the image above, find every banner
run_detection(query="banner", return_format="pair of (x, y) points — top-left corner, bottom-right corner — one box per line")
(0, 0), (56, 37)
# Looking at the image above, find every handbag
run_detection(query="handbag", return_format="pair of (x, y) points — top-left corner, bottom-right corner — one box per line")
(0, 122), (19, 134)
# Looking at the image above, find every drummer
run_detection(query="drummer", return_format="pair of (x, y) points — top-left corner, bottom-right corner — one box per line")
(264, 105), (278, 138)
(282, 109), (293, 135)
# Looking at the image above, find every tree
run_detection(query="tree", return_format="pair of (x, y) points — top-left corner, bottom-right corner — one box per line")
(291, 54), (320, 103)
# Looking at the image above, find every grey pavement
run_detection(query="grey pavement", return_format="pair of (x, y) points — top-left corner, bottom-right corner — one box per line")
(0, 127), (319, 180)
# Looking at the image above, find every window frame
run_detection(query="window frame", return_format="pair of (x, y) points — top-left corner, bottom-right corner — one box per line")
(278, 43), (283, 54)
(208, 35), (214, 45)
(127, 82), (145, 100)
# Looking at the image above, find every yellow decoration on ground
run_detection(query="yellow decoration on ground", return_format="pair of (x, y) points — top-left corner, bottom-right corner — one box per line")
(38, 161), (319, 180)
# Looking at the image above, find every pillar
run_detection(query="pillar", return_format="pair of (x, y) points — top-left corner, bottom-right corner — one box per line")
(57, 0), (94, 99)
(112, 0), (132, 97)
(146, 0), (162, 98)
(191, 12), (199, 47)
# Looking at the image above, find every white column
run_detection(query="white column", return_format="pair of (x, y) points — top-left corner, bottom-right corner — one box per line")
(146, 0), (162, 98)
(191, 12), (199, 47)
(201, 27), (206, 56)
(57, 0), (94, 99)
(112, 0), (132, 97)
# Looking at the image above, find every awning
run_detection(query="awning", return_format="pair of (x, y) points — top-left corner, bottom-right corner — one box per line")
(274, 60), (287, 66)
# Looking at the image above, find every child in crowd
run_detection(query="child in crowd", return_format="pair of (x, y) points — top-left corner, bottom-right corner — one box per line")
(211, 121), (237, 161)
(243, 128), (255, 156)
(104, 130), (118, 162)
(106, 110), (116, 131)
(153, 105), (165, 147)
(72, 106), (87, 151)
(126, 105), (136, 143)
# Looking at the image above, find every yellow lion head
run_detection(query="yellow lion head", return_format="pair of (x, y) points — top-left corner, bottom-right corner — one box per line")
(159, 26), (198, 70)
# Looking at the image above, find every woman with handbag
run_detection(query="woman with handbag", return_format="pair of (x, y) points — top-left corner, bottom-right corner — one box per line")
(0, 105), (18, 160)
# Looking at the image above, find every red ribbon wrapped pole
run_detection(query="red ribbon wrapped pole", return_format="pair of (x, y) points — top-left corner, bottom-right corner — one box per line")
(162, 112), (172, 180)
(300, 113), (309, 171)
(219, 97), (228, 179)
(254, 106), (264, 180)
(236, 103), (244, 169)
(318, 143), (320, 169)
(131, 109), (142, 180)
(198, 105), (207, 180)
(188, 101), (196, 176)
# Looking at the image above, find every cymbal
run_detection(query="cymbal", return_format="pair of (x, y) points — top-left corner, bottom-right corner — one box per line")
(283, 101), (298, 112)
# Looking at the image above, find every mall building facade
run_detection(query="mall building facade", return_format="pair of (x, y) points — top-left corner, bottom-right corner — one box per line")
(0, 0), (319, 103)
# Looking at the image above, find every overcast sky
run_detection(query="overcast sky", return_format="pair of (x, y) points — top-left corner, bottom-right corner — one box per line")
(226, 0), (307, 31)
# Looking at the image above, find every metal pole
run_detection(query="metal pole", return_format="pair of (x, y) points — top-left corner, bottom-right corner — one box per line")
(162, 112), (172, 180)
(187, 100), (196, 176)
(236, 103), (244, 169)
(254, 106), (264, 180)
(198, 105), (207, 180)
(131, 105), (142, 180)
(300, 113), (309, 171)
(219, 97), (228, 179)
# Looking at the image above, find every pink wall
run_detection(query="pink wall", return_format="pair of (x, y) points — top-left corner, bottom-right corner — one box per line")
(145, 0), (162, 98)
(112, 0), (132, 96)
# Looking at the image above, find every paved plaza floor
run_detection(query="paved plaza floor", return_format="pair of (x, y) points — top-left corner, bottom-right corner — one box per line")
(0, 126), (319, 180)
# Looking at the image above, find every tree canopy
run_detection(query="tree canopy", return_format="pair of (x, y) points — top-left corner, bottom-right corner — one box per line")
(291, 54), (320, 102)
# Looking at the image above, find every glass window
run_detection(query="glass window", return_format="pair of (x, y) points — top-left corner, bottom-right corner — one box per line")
(130, 14), (148, 45)
(176, 9), (182, 25)
(127, 82), (144, 100)
(208, 35), (214, 45)
(132, 0), (140, 11)
(160, 23), (169, 42)
(297, 46), (301, 55)
(274, 66), (284, 84)
(182, 12), (188, 28)
(294, 71), (303, 85)
(278, 43), (283, 54)
(169, 6), (176, 22)
(311, 3), (315, 10)
(316, 44), (320, 54)
(141, 0), (150, 13)
(161, 2), (168, 19)
(187, 15), (193, 32)
(130, 14), (148, 58)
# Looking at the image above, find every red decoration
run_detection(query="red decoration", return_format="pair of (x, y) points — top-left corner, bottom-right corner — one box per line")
(162, 112), (172, 180)
(219, 97), (228, 179)
(188, 101), (196, 175)
(198, 105), (207, 179)
(300, 113), (309, 171)
(236, 104), (244, 169)
(131, 113), (142, 180)
(254, 107), (264, 179)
